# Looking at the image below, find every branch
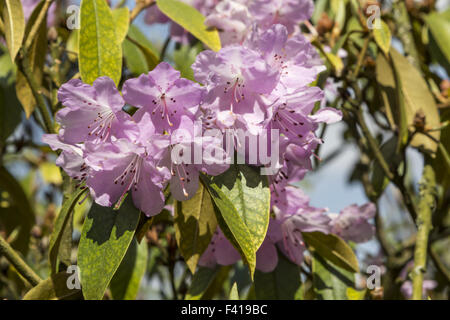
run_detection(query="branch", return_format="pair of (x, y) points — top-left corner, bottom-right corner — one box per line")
(0, 236), (42, 287)
(411, 164), (435, 300)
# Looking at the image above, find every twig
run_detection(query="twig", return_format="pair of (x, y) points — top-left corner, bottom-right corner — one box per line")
(352, 35), (371, 81)
(160, 37), (171, 62)
(0, 236), (42, 287)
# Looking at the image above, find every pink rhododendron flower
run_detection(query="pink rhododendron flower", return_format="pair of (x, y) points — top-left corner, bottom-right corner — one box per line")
(56, 77), (137, 144)
(248, 0), (314, 34)
(192, 45), (278, 133)
(123, 62), (205, 133)
(329, 203), (376, 243)
(83, 115), (171, 216)
(204, 0), (252, 46)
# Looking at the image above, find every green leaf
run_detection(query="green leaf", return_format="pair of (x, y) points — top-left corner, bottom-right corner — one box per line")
(0, 166), (34, 254)
(211, 165), (270, 258)
(49, 179), (87, 274)
(376, 48), (440, 153)
(173, 43), (203, 81)
(1, 0), (25, 62)
(373, 20), (391, 55)
(174, 182), (217, 274)
(156, 0), (221, 51)
(425, 11), (450, 67)
(347, 287), (366, 300)
(15, 0), (47, 118)
(78, 197), (140, 300)
(0, 76), (21, 147)
(371, 136), (402, 197)
(229, 282), (239, 300)
(432, 110), (450, 189)
(202, 170), (261, 278)
(79, 0), (122, 86)
(110, 237), (148, 300)
(0, 48), (16, 79)
(325, 51), (344, 74)
(185, 266), (220, 300)
(302, 231), (359, 273)
(254, 251), (300, 299)
(312, 253), (355, 300)
(39, 162), (63, 185)
(123, 25), (159, 75)
(66, 30), (79, 62)
(112, 7), (129, 44)
(23, 272), (83, 300)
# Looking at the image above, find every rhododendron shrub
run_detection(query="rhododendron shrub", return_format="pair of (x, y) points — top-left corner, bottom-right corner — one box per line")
(0, 0), (448, 301)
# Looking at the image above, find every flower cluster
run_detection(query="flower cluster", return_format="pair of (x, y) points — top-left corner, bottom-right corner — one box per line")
(43, 0), (376, 273)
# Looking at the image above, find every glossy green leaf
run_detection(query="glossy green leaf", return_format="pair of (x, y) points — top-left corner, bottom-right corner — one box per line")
(371, 136), (402, 197)
(302, 231), (359, 273)
(78, 197), (140, 300)
(373, 20), (391, 55)
(202, 172), (258, 278)
(112, 7), (129, 43)
(211, 165), (270, 256)
(254, 251), (300, 299)
(174, 182), (217, 274)
(0, 166), (34, 254)
(229, 282), (239, 300)
(79, 0), (122, 86)
(123, 25), (159, 75)
(185, 266), (220, 300)
(425, 11), (450, 66)
(49, 179), (87, 274)
(156, 0), (221, 51)
(312, 253), (355, 300)
(110, 237), (148, 300)
(173, 43), (203, 81)
(376, 48), (440, 153)
(432, 110), (450, 189)
(0, 76), (21, 146)
(23, 272), (82, 300)
(15, 0), (47, 118)
(1, 0), (25, 62)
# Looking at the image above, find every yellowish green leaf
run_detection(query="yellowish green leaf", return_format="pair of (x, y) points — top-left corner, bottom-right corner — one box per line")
(174, 182), (217, 274)
(156, 0), (221, 51)
(1, 0), (25, 62)
(79, 0), (122, 86)
(373, 20), (391, 55)
(302, 231), (359, 273)
(39, 162), (63, 185)
(112, 7), (129, 43)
